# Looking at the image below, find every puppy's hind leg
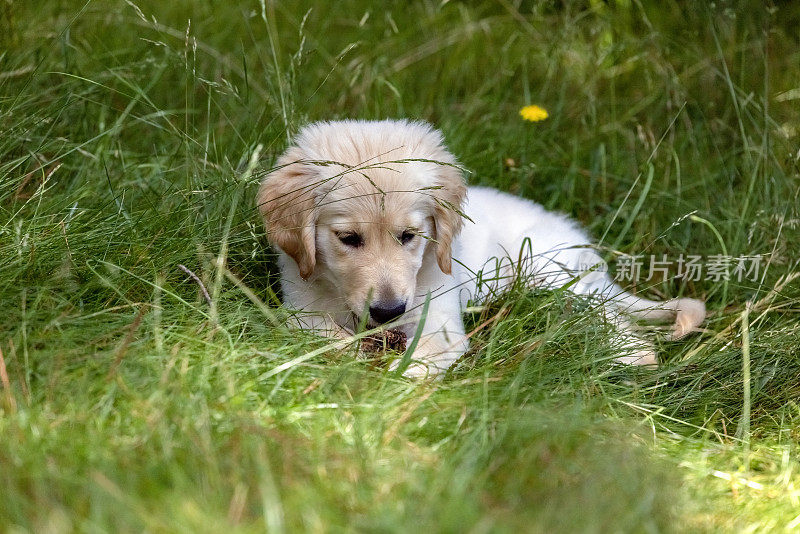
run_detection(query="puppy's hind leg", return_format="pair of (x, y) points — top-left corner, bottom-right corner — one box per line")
(606, 313), (658, 366)
(600, 287), (705, 366)
(612, 292), (706, 341)
(575, 273), (703, 365)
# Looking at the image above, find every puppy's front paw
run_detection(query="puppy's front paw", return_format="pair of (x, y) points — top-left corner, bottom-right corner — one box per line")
(387, 358), (444, 380)
(390, 334), (466, 379)
(399, 361), (437, 379)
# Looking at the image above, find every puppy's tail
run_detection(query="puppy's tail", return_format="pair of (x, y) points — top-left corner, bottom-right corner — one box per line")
(611, 293), (706, 341)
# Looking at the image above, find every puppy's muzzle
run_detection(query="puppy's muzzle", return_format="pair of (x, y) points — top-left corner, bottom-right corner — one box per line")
(369, 300), (407, 324)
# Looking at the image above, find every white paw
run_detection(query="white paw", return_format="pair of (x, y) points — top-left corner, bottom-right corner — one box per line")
(402, 362), (438, 379)
(669, 298), (706, 340)
(615, 349), (658, 366)
(387, 357), (440, 379)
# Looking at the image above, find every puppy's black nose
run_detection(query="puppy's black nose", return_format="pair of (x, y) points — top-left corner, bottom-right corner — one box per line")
(369, 300), (407, 324)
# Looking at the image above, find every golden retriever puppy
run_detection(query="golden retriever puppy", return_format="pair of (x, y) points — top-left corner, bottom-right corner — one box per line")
(257, 119), (705, 378)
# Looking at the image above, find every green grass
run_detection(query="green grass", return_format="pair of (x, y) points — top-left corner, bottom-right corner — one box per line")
(2, 0), (800, 531)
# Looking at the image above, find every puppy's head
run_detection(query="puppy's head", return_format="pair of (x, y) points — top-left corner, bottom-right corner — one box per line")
(257, 120), (466, 325)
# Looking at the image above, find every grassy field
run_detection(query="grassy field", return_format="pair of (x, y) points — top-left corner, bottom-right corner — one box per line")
(2, 0), (800, 531)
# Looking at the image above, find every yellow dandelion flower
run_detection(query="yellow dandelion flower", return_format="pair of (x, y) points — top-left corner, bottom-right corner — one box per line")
(519, 105), (549, 122)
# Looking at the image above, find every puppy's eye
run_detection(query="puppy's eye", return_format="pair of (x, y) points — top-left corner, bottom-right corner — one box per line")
(337, 232), (364, 248)
(400, 230), (416, 245)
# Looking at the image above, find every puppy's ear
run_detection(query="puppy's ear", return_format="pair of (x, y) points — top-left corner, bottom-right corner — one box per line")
(257, 147), (318, 279)
(431, 164), (467, 275)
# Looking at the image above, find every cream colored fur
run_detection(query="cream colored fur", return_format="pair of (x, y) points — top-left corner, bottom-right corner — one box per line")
(258, 119), (705, 378)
